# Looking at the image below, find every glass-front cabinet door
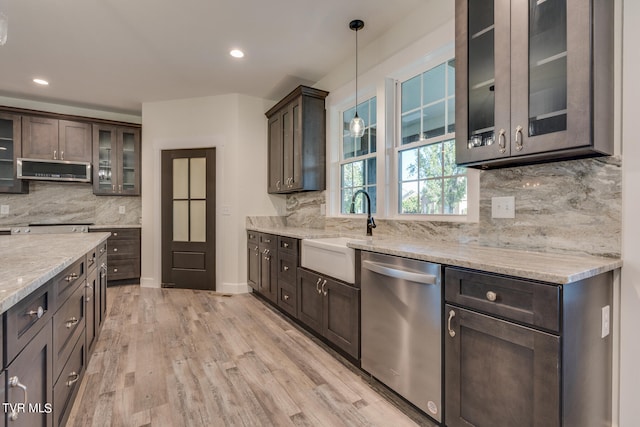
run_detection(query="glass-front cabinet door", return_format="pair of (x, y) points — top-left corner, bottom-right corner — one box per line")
(93, 125), (140, 195)
(0, 113), (28, 194)
(456, 0), (613, 166)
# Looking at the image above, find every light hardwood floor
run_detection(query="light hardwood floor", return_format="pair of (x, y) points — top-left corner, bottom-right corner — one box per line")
(67, 285), (437, 427)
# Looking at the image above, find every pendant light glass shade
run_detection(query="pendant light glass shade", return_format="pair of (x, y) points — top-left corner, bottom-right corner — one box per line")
(349, 19), (365, 138)
(350, 112), (365, 138)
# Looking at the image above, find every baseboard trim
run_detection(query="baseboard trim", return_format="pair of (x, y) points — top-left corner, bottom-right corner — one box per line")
(218, 282), (251, 294)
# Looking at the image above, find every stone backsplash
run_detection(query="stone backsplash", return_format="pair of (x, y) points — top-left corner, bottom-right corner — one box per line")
(280, 157), (622, 258)
(0, 181), (141, 226)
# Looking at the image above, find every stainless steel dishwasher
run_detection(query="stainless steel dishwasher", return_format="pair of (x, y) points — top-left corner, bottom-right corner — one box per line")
(361, 251), (442, 422)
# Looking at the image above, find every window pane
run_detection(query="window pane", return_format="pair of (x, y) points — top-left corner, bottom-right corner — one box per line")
(419, 143), (443, 179)
(352, 160), (364, 187)
(366, 186), (377, 215)
(366, 157), (377, 186)
(190, 200), (206, 242)
(400, 148), (418, 181)
(422, 101), (446, 139)
(343, 135), (355, 159)
(173, 158), (189, 199)
(343, 106), (356, 135)
(350, 187), (366, 214)
(423, 63), (446, 105)
(342, 188), (354, 214)
(369, 98), (377, 126)
(447, 60), (456, 96)
(401, 110), (421, 145)
(341, 163), (353, 188)
(402, 75), (421, 112)
(447, 98), (456, 134)
(443, 139), (465, 176)
(420, 179), (443, 214)
(370, 125), (377, 153)
(400, 181), (420, 214)
(444, 176), (468, 215)
(190, 157), (206, 199)
(356, 100), (370, 125)
(357, 130), (369, 157)
(173, 201), (189, 242)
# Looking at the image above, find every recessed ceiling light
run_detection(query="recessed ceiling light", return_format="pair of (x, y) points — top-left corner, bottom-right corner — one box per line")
(33, 78), (49, 86)
(230, 49), (245, 58)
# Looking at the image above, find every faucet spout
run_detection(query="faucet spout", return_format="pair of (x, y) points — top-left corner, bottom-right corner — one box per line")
(349, 189), (376, 237)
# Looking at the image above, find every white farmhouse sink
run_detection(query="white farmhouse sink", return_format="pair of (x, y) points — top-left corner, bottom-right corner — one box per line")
(301, 237), (367, 284)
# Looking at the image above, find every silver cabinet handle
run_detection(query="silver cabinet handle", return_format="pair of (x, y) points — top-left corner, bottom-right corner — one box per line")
(321, 279), (328, 296)
(8, 376), (28, 421)
(65, 273), (79, 282)
(283, 294), (290, 301)
(53, 150), (57, 160)
(60, 151), (64, 160)
(112, 185), (116, 191)
(66, 317), (79, 329)
(113, 268), (118, 273)
(448, 310), (456, 338)
(498, 128), (506, 154)
(276, 180), (281, 190)
(316, 277), (322, 294)
(486, 291), (497, 302)
(113, 248), (118, 252)
(283, 265), (289, 271)
(515, 125), (524, 151)
(66, 371), (80, 387)
(113, 232), (118, 236)
(283, 242), (289, 248)
(27, 306), (45, 319)
(362, 260), (437, 285)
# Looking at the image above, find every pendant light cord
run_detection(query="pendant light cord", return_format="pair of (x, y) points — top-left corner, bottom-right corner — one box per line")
(355, 26), (358, 117)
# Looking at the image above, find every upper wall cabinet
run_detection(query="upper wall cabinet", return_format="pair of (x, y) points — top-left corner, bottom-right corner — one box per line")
(266, 85), (328, 194)
(455, 0), (614, 168)
(93, 125), (141, 195)
(0, 112), (28, 194)
(22, 116), (92, 162)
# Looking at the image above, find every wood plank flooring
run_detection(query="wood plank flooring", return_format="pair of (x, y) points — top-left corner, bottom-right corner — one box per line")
(67, 285), (437, 427)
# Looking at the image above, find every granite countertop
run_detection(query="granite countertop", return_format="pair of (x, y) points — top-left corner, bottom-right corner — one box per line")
(89, 224), (141, 230)
(246, 225), (622, 284)
(0, 232), (111, 313)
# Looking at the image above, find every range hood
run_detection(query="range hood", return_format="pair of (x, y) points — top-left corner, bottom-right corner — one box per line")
(17, 158), (92, 183)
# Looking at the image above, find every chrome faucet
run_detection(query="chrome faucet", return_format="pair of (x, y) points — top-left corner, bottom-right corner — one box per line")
(350, 189), (376, 236)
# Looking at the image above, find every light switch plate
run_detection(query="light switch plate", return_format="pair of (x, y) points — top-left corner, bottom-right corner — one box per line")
(491, 196), (515, 219)
(118, 206), (126, 214)
(601, 305), (610, 338)
(0, 205), (8, 215)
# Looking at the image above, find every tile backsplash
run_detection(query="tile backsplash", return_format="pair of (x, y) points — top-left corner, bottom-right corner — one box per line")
(0, 181), (141, 226)
(282, 157), (622, 258)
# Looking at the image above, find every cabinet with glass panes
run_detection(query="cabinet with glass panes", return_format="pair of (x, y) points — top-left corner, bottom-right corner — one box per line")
(92, 124), (140, 195)
(455, 0), (613, 168)
(0, 112), (28, 194)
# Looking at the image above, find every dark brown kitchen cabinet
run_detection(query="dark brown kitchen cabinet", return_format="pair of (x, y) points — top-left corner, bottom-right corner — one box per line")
(247, 232), (260, 291)
(93, 125), (141, 195)
(91, 228), (140, 283)
(5, 318), (53, 427)
(297, 267), (360, 359)
(22, 116), (92, 162)
(455, 0), (613, 168)
(265, 85), (328, 194)
(444, 267), (613, 427)
(0, 112), (28, 194)
(276, 236), (299, 317)
(258, 234), (278, 303)
(85, 266), (97, 355)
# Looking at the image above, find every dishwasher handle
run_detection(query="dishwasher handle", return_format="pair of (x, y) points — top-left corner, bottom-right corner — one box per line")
(362, 260), (438, 285)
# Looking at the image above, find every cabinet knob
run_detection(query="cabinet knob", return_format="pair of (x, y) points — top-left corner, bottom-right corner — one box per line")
(26, 306), (45, 319)
(486, 291), (497, 302)
(66, 371), (80, 387)
(65, 317), (79, 329)
(283, 242), (289, 248)
(113, 268), (118, 273)
(283, 265), (289, 271)
(113, 248), (118, 252)
(283, 294), (290, 301)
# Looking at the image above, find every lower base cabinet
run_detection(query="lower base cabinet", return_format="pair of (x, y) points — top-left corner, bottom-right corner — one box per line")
(297, 267), (360, 359)
(444, 267), (613, 427)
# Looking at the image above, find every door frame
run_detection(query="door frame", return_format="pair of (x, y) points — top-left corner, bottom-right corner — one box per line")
(161, 147), (216, 290)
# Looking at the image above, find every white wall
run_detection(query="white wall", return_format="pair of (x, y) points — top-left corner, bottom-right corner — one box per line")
(619, 0), (640, 424)
(140, 94), (284, 292)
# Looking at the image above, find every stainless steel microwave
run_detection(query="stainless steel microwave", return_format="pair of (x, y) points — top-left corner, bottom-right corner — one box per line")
(17, 158), (92, 182)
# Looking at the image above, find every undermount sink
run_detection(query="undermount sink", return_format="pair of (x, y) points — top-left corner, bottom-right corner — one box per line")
(301, 237), (368, 284)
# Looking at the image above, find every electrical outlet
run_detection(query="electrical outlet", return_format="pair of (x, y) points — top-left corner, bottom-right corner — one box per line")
(491, 196), (515, 219)
(0, 205), (9, 215)
(118, 206), (126, 214)
(320, 203), (326, 215)
(221, 206), (231, 216)
(601, 305), (610, 338)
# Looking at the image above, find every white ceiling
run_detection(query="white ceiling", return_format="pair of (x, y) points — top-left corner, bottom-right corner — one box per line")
(0, 0), (428, 115)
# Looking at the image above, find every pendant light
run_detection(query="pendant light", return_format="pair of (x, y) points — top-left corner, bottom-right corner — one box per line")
(349, 19), (365, 138)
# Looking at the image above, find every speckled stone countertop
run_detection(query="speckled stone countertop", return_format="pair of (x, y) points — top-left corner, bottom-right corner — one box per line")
(246, 225), (622, 284)
(90, 224), (141, 230)
(0, 232), (110, 313)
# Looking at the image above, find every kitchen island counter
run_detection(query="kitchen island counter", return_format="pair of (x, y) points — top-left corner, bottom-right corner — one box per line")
(0, 232), (110, 313)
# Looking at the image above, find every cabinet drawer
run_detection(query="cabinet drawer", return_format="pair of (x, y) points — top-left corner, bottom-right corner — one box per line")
(260, 233), (277, 247)
(109, 228), (140, 240)
(53, 283), (85, 381)
(278, 236), (299, 256)
(108, 258), (140, 281)
(445, 267), (560, 332)
(108, 239), (139, 257)
(54, 257), (85, 307)
(5, 281), (54, 364)
(277, 282), (297, 317)
(278, 252), (297, 285)
(53, 333), (85, 427)
(247, 231), (259, 244)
